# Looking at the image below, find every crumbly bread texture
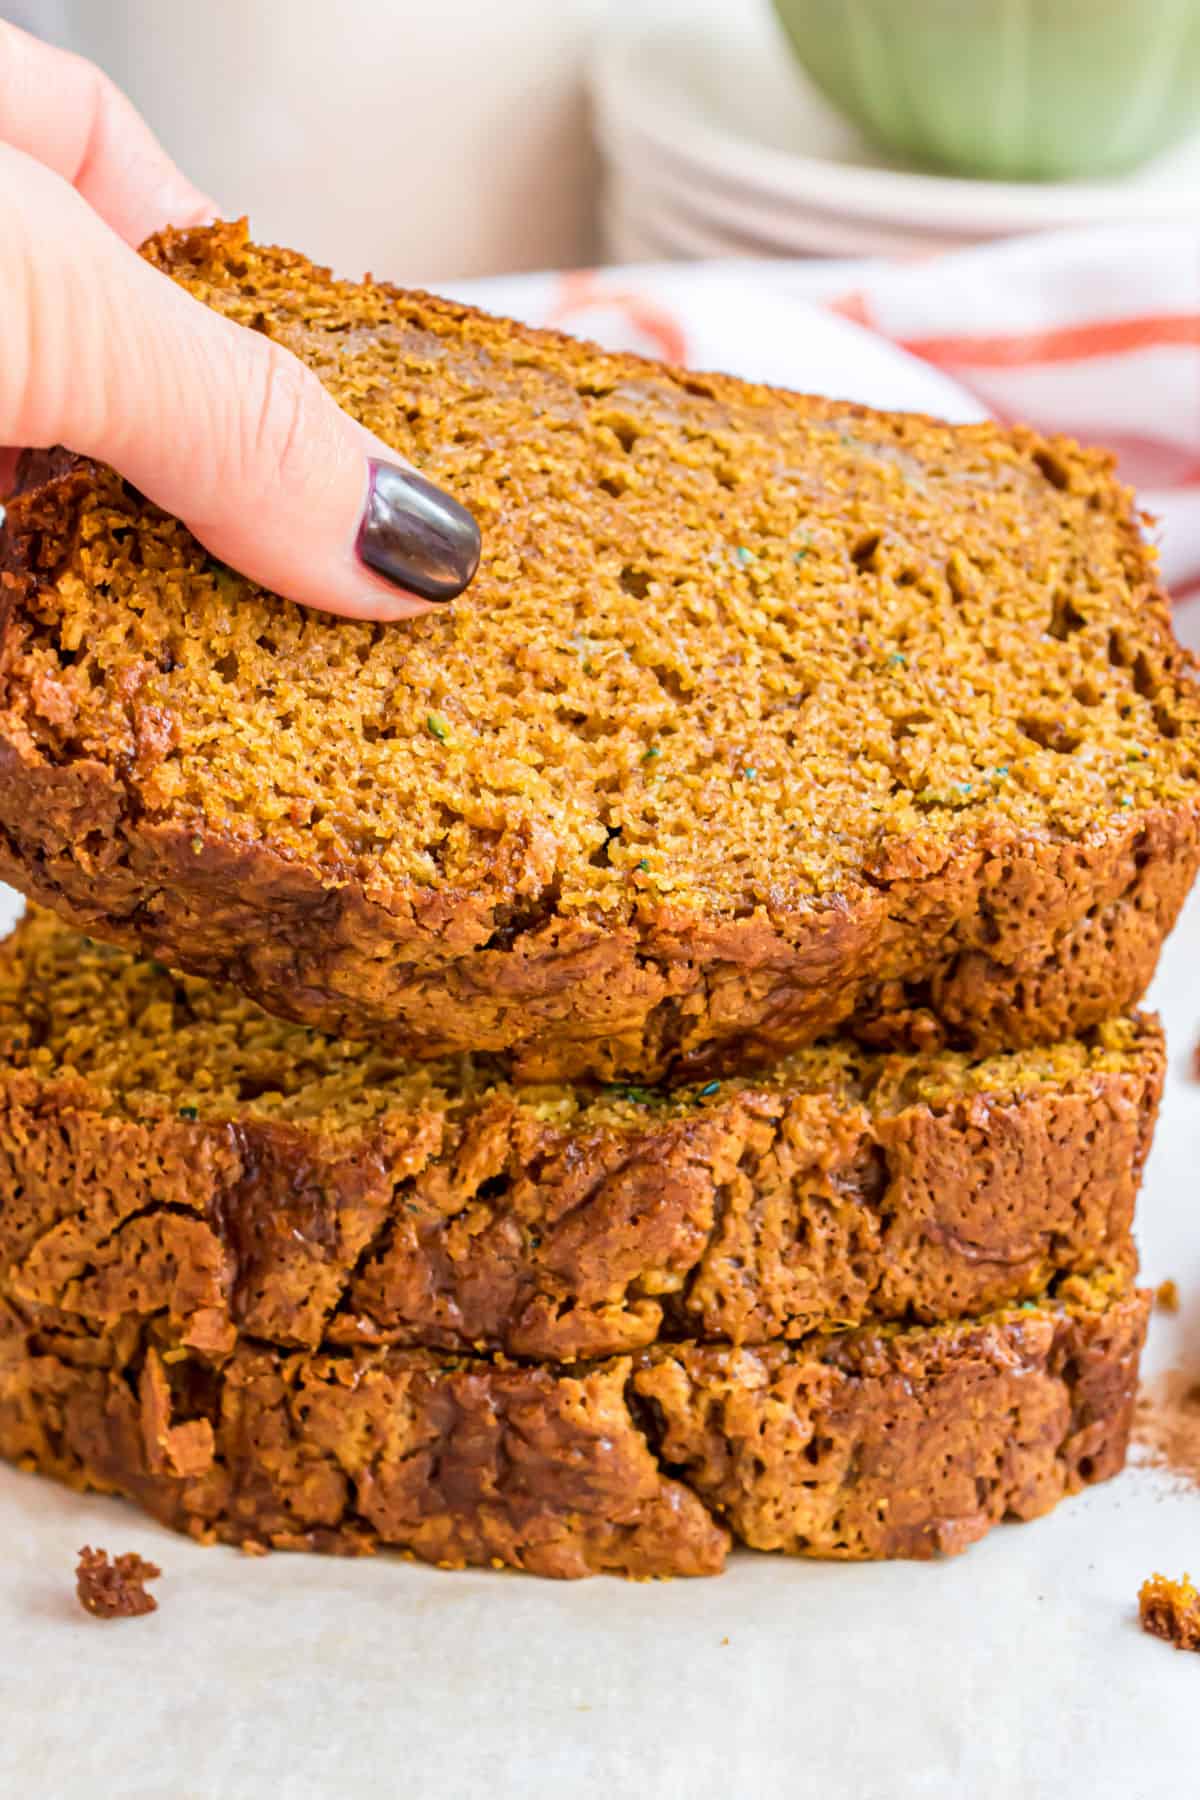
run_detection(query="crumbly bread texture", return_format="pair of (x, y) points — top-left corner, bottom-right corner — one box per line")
(1139, 1573), (1200, 1651)
(74, 1544), (160, 1619)
(0, 1273), (1147, 1578)
(0, 910), (1158, 1358)
(2, 222), (1199, 1078)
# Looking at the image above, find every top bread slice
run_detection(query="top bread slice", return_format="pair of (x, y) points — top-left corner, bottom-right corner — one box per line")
(1, 220), (1199, 1080)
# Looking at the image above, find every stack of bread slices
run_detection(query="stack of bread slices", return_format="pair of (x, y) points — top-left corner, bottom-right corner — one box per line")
(0, 223), (1195, 1579)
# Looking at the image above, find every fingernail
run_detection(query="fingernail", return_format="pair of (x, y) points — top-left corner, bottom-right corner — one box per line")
(356, 459), (481, 603)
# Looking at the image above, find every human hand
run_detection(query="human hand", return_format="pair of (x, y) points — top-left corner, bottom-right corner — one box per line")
(0, 22), (480, 618)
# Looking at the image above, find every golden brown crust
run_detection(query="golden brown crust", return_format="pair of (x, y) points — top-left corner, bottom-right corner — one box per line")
(635, 1276), (1147, 1559)
(0, 920), (1161, 1357)
(0, 1280), (1148, 1578)
(2, 223), (1198, 1079)
(0, 713), (1191, 1082)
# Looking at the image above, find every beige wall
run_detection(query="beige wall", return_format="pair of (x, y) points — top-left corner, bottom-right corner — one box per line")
(54, 0), (617, 281)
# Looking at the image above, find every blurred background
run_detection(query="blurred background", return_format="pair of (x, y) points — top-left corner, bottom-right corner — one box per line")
(6, 0), (1199, 282)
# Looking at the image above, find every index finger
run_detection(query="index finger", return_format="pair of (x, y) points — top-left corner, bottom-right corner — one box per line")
(0, 20), (216, 244)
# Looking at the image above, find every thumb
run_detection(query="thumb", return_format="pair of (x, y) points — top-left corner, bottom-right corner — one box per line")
(1, 146), (480, 619)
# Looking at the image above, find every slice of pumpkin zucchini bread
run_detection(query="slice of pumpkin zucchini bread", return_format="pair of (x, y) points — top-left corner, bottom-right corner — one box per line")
(0, 909), (1158, 1360)
(1, 222), (1199, 1079)
(0, 1271), (1148, 1577)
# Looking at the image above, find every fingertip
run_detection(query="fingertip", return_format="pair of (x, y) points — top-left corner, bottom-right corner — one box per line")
(347, 593), (447, 624)
(162, 193), (222, 233)
(315, 558), (462, 625)
(362, 574), (454, 622)
(125, 177), (221, 248)
(183, 515), (455, 626)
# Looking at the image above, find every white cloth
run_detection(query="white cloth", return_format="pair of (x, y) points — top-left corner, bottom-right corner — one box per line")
(455, 224), (1200, 599)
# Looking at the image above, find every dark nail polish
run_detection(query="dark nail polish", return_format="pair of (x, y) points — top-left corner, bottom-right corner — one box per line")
(356, 459), (481, 603)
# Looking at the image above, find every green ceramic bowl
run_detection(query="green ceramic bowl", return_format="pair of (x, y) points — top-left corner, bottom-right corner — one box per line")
(770, 0), (1200, 179)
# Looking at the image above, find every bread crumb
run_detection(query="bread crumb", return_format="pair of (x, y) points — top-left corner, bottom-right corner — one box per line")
(1156, 1279), (1181, 1313)
(75, 1545), (161, 1619)
(1140, 1572), (1200, 1651)
(1134, 1371), (1200, 1488)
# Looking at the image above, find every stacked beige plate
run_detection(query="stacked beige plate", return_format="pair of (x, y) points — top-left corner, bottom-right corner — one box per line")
(591, 7), (1200, 263)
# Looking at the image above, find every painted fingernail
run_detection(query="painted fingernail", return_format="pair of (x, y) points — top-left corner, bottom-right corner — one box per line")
(356, 459), (481, 603)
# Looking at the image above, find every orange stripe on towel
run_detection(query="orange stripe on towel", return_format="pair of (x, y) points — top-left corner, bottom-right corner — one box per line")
(894, 314), (1200, 369)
